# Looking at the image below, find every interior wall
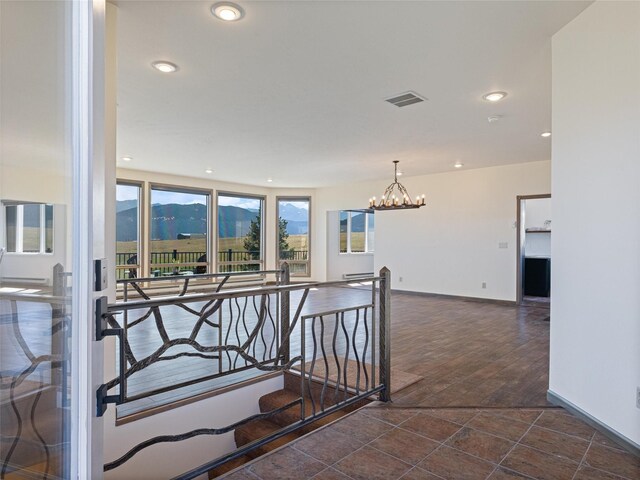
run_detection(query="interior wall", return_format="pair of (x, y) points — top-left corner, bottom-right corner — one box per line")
(103, 376), (283, 480)
(550, 1), (640, 445)
(0, 0), (72, 280)
(316, 161), (551, 300)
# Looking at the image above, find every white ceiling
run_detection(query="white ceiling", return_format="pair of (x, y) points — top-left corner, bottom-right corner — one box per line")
(116, 0), (590, 188)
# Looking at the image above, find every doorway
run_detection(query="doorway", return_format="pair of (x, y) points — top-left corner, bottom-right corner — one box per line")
(516, 194), (552, 307)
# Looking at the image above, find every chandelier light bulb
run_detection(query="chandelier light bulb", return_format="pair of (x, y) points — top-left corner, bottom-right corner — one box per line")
(368, 161), (426, 211)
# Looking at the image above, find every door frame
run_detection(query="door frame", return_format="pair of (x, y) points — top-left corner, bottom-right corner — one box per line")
(516, 194), (551, 305)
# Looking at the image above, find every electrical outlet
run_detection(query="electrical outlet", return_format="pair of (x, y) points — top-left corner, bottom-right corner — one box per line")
(637, 387), (640, 409)
(482, 282), (487, 289)
(399, 276), (403, 282)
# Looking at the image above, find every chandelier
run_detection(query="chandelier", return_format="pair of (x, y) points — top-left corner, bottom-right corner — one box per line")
(368, 161), (425, 210)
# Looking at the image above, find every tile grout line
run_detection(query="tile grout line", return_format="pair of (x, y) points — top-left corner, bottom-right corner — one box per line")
(493, 409), (545, 477)
(570, 431), (595, 480)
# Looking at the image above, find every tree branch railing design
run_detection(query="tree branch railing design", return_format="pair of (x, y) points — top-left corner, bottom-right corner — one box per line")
(98, 264), (392, 479)
(0, 264), (70, 479)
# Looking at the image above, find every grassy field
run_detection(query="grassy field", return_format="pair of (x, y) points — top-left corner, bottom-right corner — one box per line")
(116, 234), (309, 256)
(340, 232), (366, 252)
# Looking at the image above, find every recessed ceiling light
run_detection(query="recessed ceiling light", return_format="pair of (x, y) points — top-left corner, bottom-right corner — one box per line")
(541, 131), (551, 138)
(454, 161), (464, 168)
(211, 2), (244, 21)
(267, 178), (273, 183)
(397, 171), (403, 176)
(121, 156), (132, 162)
(151, 61), (178, 73)
(205, 168), (213, 174)
(482, 91), (507, 102)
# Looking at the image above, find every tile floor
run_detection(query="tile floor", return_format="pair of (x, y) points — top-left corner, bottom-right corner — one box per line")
(222, 406), (639, 480)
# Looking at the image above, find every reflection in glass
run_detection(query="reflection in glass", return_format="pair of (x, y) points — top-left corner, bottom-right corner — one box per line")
(339, 211), (348, 253)
(278, 198), (310, 276)
(22, 204), (41, 253)
(5, 205), (16, 252)
(45, 205), (54, 253)
(150, 188), (209, 276)
(217, 194), (263, 272)
(116, 184), (141, 278)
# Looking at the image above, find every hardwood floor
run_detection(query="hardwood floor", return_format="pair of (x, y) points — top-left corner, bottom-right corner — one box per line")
(387, 293), (550, 407)
(115, 285), (550, 417)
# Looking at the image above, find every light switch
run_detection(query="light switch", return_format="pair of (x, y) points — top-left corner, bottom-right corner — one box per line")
(498, 242), (509, 249)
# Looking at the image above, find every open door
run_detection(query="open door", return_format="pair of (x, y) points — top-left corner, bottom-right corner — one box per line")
(516, 195), (552, 307)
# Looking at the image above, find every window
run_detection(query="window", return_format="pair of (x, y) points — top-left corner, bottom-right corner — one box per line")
(339, 210), (374, 254)
(150, 187), (209, 276)
(217, 193), (264, 272)
(3, 203), (54, 254)
(277, 197), (310, 276)
(116, 182), (141, 279)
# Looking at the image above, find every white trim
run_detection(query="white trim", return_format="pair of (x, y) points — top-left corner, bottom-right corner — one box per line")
(71, 0), (95, 477)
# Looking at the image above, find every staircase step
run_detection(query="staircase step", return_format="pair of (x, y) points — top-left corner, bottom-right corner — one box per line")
(207, 454), (253, 479)
(259, 389), (347, 434)
(209, 373), (370, 478)
(234, 419), (300, 458)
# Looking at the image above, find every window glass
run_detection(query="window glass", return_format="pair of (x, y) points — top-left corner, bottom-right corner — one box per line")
(116, 184), (141, 278)
(339, 211), (374, 254)
(150, 188), (209, 276)
(3, 204), (53, 254)
(5, 204), (16, 252)
(350, 212), (365, 253)
(22, 204), (41, 252)
(367, 212), (375, 253)
(217, 194), (263, 272)
(339, 211), (348, 253)
(45, 204), (54, 253)
(278, 198), (310, 276)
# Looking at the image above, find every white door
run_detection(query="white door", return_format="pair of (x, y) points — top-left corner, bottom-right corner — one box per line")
(0, 0), (104, 477)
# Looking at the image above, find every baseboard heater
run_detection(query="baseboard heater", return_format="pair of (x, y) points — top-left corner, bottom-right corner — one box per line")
(343, 272), (374, 280)
(0, 277), (49, 285)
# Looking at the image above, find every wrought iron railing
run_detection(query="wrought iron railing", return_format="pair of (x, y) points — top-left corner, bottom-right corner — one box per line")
(0, 264), (71, 478)
(116, 249), (309, 278)
(97, 264), (391, 479)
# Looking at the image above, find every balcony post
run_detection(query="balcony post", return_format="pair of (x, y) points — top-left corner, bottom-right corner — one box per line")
(280, 262), (290, 364)
(379, 266), (391, 402)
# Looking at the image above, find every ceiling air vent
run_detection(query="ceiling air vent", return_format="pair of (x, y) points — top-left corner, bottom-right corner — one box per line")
(385, 91), (427, 108)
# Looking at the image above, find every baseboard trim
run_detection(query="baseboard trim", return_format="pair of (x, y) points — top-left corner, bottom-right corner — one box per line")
(390, 288), (516, 306)
(547, 390), (640, 456)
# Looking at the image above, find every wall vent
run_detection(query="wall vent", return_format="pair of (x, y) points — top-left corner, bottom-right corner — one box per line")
(385, 91), (427, 107)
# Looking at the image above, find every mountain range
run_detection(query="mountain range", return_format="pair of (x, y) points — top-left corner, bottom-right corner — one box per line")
(116, 201), (309, 241)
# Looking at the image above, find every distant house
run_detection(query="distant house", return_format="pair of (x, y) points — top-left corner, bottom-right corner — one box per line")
(177, 233), (206, 240)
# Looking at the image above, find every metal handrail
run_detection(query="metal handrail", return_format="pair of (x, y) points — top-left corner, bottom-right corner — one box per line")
(108, 277), (382, 313)
(99, 265), (392, 477)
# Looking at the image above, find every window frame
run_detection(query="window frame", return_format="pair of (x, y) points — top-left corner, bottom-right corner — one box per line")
(2, 202), (55, 255)
(215, 191), (266, 273)
(148, 183), (212, 276)
(339, 210), (374, 255)
(276, 196), (311, 277)
(115, 180), (144, 279)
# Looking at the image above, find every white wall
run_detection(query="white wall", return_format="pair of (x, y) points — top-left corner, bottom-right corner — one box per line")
(103, 375), (283, 480)
(315, 161), (550, 301)
(325, 210), (374, 281)
(550, 0), (640, 445)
